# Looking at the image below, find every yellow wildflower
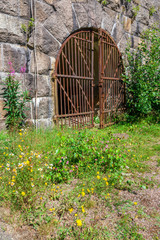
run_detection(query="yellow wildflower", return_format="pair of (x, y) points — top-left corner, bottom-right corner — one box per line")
(134, 202), (137, 205)
(76, 219), (82, 227)
(21, 192), (25, 196)
(81, 206), (85, 213)
(97, 175), (100, 179)
(81, 191), (85, 197)
(69, 208), (73, 213)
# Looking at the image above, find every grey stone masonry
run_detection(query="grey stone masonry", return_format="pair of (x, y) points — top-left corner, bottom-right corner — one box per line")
(0, 0), (160, 130)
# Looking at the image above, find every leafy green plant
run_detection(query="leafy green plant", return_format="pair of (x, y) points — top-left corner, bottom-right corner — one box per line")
(149, 6), (156, 17)
(123, 26), (160, 121)
(21, 18), (34, 42)
(0, 62), (30, 130)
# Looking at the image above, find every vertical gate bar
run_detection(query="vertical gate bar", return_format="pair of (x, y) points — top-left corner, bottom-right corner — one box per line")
(68, 39), (73, 126)
(62, 48), (66, 126)
(65, 43), (70, 127)
(78, 36), (81, 126)
(86, 32), (88, 124)
(112, 48), (114, 122)
(105, 40), (107, 124)
(88, 32), (90, 125)
(71, 37), (75, 128)
(80, 32), (84, 126)
(84, 32), (86, 126)
(74, 37), (79, 128)
(91, 32), (94, 126)
(99, 30), (102, 128)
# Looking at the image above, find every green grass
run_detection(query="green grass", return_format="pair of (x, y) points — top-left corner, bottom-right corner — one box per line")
(0, 121), (160, 239)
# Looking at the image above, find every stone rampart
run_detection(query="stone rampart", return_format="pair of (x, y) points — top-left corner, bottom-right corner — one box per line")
(0, 0), (160, 129)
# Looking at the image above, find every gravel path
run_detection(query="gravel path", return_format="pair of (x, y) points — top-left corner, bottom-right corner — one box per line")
(0, 227), (14, 240)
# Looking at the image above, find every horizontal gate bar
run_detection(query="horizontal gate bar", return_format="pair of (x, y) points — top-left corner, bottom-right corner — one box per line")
(102, 107), (126, 113)
(55, 111), (94, 118)
(101, 77), (121, 80)
(56, 74), (94, 80)
(101, 41), (117, 47)
(73, 36), (92, 43)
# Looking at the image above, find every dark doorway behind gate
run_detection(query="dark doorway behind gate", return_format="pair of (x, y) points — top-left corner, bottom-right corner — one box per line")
(54, 28), (125, 128)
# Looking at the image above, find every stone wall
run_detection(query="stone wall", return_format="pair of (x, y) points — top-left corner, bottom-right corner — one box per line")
(0, 0), (160, 129)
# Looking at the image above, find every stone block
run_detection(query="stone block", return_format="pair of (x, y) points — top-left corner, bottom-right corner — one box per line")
(1, 44), (28, 73)
(55, 0), (79, 32)
(135, 5), (149, 25)
(30, 51), (51, 75)
(0, 13), (28, 45)
(44, 0), (56, 5)
(35, 118), (53, 128)
(140, 0), (160, 10)
(44, 13), (69, 43)
(101, 9), (116, 34)
(0, 0), (18, 16)
(102, 0), (121, 12)
(135, 6), (149, 25)
(31, 97), (54, 119)
(35, 1), (54, 23)
(19, 0), (30, 19)
(87, 0), (103, 28)
(117, 33), (131, 53)
(111, 16), (125, 44)
(131, 21), (148, 36)
(23, 73), (52, 98)
(123, 16), (132, 33)
(28, 23), (60, 58)
(0, 98), (5, 118)
(73, 0), (103, 29)
(0, 72), (7, 95)
(117, 33), (141, 53)
(0, 119), (5, 130)
(72, 3), (89, 28)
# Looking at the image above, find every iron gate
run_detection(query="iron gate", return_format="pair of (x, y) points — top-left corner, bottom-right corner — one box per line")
(98, 29), (125, 128)
(54, 28), (125, 128)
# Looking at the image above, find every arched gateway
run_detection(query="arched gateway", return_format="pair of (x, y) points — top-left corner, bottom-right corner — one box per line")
(53, 28), (125, 128)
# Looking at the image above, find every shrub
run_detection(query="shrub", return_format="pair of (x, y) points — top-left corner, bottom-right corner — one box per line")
(0, 62), (30, 130)
(123, 26), (160, 121)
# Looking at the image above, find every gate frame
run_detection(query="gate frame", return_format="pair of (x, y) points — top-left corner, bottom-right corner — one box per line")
(53, 28), (125, 129)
